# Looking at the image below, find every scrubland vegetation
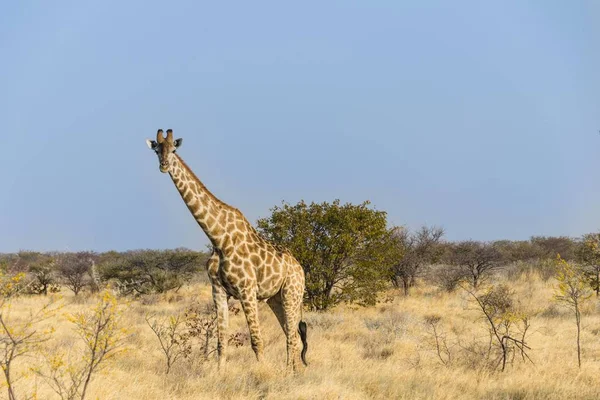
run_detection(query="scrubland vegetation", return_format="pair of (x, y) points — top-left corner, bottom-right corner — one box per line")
(2, 201), (600, 399)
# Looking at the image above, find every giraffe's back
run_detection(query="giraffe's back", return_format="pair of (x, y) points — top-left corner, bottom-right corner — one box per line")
(213, 238), (302, 300)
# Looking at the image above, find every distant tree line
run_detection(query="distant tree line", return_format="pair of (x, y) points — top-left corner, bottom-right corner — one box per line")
(0, 249), (209, 297)
(257, 199), (595, 310)
(0, 199), (597, 312)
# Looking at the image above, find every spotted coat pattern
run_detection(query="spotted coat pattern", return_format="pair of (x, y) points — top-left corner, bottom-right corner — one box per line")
(147, 129), (306, 371)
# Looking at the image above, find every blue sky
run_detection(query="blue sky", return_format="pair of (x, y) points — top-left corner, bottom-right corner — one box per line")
(1, 1), (599, 252)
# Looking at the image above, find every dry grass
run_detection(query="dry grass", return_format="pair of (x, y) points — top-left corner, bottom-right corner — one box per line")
(7, 272), (600, 400)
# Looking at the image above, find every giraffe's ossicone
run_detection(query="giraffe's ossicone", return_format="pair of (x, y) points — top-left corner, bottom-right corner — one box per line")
(146, 129), (308, 371)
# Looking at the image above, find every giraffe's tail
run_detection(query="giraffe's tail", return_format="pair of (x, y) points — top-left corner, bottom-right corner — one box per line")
(298, 320), (308, 366)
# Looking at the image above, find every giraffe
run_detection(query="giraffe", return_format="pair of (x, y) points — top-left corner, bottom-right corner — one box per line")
(146, 129), (308, 371)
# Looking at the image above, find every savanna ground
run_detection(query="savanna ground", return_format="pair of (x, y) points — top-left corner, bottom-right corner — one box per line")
(9, 269), (600, 400)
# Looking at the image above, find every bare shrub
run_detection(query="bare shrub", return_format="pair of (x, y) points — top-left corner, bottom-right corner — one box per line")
(145, 302), (248, 370)
(504, 260), (555, 282)
(423, 314), (452, 366)
(360, 312), (409, 360)
(183, 302), (248, 361)
(554, 255), (592, 368)
(360, 331), (395, 360)
(35, 291), (128, 400)
(304, 313), (345, 330)
(462, 284), (533, 372)
(534, 259), (558, 282)
(504, 261), (532, 281)
(540, 304), (561, 318)
(183, 303), (220, 362)
(139, 294), (160, 306)
(427, 264), (467, 292)
(145, 313), (188, 374)
(0, 272), (57, 400)
(363, 311), (407, 339)
(455, 336), (496, 372)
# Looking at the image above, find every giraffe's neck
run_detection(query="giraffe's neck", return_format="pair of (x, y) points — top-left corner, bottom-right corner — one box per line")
(169, 154), (246, 249)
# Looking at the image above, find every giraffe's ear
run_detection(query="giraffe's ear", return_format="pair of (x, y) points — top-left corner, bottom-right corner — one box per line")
(146, 139), (158, 150)
(174, 138), (183, 148)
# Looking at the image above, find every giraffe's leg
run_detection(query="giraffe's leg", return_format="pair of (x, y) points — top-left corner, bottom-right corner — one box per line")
(212, 284), (229, 369)
(207, 252), (229, 369)
(268, 292), (297, 373)
(281, 273), (305, 372)
(239, 292), (264, 362)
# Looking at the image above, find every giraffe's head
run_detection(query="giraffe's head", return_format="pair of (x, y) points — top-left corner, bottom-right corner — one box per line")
(146, 129), (183, 173)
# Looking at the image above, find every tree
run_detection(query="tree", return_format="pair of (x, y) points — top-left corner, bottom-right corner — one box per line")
(0, 251), (45, 280)
(445, 241), (503, 288)
(531, 236), (577, 261)
(257, 200), (396, 311)
(493, 240), (543, 264)
(29, 256), (58, 295)
(554, 255), (591, 368)
(101, 249), (206, 295)
(391, 226), (444, 295)
(58, 252), (96, 296)
(576, 233), (600, 296)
